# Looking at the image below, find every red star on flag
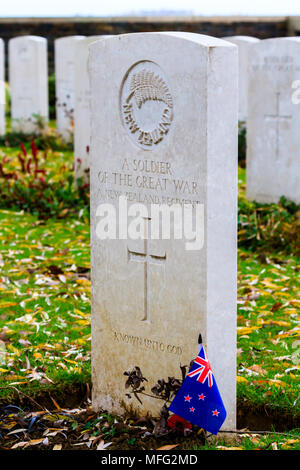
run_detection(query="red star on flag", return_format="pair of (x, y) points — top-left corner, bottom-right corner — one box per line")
(198, 394), (206, 400)
(212, 409), (220, 417)
(190, 407), (195, 413)
(184, 395), (192, 402)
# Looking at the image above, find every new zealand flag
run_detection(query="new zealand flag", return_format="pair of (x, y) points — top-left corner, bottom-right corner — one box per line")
(169, 343), (227, 435)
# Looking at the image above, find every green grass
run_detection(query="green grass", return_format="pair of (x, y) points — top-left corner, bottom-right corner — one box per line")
(190, 429), (300, 450)
(0, 147), (298, 437)
(0, 208), (91, 400)
(237, 248), (299, 411)
(0, 194), (298, 415)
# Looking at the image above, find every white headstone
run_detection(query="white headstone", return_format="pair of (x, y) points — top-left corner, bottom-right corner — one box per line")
(9, 36), (48, 134)
(90, 33), (238, 431)
(247, 38), (300, 204)
(55, 36), (85, 141)
(74, 36), (108, 183)
(223, 36), (260, 122)
(0, 38), (5, 135)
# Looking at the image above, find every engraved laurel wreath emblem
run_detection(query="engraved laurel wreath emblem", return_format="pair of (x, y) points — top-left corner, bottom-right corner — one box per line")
(121, 62), (173, 150)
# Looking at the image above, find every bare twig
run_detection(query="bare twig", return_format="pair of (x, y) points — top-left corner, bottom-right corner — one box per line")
(0, 386), (49, 412)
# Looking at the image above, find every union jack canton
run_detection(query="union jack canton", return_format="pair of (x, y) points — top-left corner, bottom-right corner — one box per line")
(169, 344), (227, 435)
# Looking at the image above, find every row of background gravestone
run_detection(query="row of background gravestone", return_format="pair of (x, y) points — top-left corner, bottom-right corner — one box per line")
(0, 34), (299, 203)
(0, 15), (290, 76)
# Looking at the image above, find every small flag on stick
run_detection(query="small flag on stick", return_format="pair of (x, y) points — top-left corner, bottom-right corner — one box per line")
(169, 342), (227, 435)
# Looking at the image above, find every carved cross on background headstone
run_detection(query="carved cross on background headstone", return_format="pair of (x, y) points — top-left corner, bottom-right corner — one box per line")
(128, 218), (166, 323)
(264, 92), (292, 160)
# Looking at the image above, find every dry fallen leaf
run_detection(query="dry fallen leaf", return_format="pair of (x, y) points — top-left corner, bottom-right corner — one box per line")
(237, 326), (261, 335)
(53, 444), (62, 450)
(11, 441), (28, 450)
(11, 438), (45, 449)
(96, 440), (112, 450)
(237, 376), (248, 383)
(248, 365), (267, 376)
(25, 438), (47, 448)
(156, 444), (179, 450)
(50, 396), (62, 411)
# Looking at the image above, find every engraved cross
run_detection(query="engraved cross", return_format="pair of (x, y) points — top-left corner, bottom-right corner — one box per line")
(264, 92), (292, 160)
(128, 218), (166, 323)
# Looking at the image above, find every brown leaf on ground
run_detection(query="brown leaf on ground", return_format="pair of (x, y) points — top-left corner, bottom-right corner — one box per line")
(156, 444), (179, 450)
(248, 365), (267, 376)
(271, 302), (282, 312)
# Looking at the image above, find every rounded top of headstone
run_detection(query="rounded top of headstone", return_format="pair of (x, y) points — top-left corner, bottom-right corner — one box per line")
(55, 36), (86, 43)
(9, 35), (47, 44)
(251, 37), (300, 52)
(222, 36), (260, 43)
(86, 35), (110, 41)
(80, 35), (111, 48)
(274, 36), (300, 43)
(89, 31), (238, 54)
(257, 37), (300, 44)
(156, 31), (238, 48)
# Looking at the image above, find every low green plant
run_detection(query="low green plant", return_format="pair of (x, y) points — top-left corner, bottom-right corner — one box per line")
(48, 74), (56, 120)
(238, 195), (300, 256)
(238, 121), (247, 168)
(0, 109), (73, 152)
(5, 82), (10, 119)
(0, 142), (88, 218)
